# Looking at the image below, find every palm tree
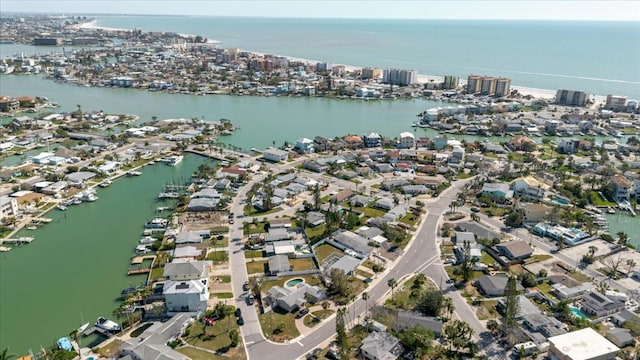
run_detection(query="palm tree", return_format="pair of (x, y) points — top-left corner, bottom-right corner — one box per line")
(222, 305), (234, 332)
(112, 306), (125, 334)
(0, 348), (17, 360)
(626, 259), (636, 277)
(361, 291), (369, 318)
(387, 278), (397, 300)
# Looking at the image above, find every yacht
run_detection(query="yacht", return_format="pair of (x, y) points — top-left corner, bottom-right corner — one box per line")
(139, 236), (157, 245)
(81, 192), (98, 202)
(145, 218), (168, 229)
(165, 154), (183, 166)
(56, 204), (67, 211)
(158, 192), (179, 199)
(98, 179), (112, 187)
(127, 170), (142, 176)
(95, 316), (121, 333)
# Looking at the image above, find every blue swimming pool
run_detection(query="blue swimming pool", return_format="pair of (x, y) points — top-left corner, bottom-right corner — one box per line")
(286, 278), (304, 287)
(569, 306), (589, 319)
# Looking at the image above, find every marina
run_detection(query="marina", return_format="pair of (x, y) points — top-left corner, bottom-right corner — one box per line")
(0, 153), (208, 353)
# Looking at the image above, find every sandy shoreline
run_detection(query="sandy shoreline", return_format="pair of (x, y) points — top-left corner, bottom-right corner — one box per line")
(70, 20), (599, 102)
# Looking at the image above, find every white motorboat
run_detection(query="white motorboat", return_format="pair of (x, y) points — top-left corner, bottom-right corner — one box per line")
(145, 218), (168, 229)
(77, 322), (90, 334)
(56, 204), (67, 211)
(165, 154), (183, 166)
(98, 179), (112, 187)
(95, 316), (121, 332)
(139, 236), (157, 245)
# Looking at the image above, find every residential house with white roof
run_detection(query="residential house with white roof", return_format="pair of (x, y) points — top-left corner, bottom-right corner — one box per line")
(398, 131), (415, 149)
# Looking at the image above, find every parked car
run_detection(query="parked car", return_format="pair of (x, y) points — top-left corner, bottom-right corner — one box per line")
(237, 316), (244, 326)
(295, 308), (309, 319)
(243, 281), (250, 291)
(247, 294), (255, 305)
(235, 308), (242, 317)
(470, 207), (480, 212)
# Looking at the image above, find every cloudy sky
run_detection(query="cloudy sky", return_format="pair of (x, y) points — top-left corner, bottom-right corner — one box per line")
(2, 0), (639, 21)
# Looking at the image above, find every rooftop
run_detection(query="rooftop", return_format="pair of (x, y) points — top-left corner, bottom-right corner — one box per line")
(548, 327), (619, 360)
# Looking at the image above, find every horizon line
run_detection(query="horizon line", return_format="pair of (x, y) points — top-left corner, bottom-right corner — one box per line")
(3, 11), (640, 22)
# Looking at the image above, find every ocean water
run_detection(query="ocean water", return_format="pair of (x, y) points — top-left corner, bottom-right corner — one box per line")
(85, 16), (640, 98)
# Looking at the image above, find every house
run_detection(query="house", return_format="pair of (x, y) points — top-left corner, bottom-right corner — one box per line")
(482, 182), (512, 200)
(360, 331), (401, 360)
(497, 295), (541, 320)
(265, 227), (293, 242)
(398, 132), (416, 149)
(551, 282), (592, 300)
(580, 291), (625, 318)
(605, 328), (634, 348)
(263, 147), (289, 162)
(171, 246), (202, 259)
(265, 283), (327, 312)
(508, 136), (537, 152)
(306, 211), (326, 227)
(267, 254), (291, 275)
(163, 278), (209, 315)
(65, 171), (97, 186)
(374, 163), (394, 173)
(214, 178), (231, 190)
(295, 137), (314, 153)
(330, 189), (354, 203)
(0, 197), (19, 220)
(523, 203), (550, 223)
(393, 311), (443, 337)
(611, 309), (640, 333)
(266, 240), (298, 256)
(557, 138), (580, 154)
(174, 230), (210, 245)
(609, 174), (632, 202)
(475, 274), (523, 297)
(401, 185), (428, 195)
(187, 197), (219, 211)
(219, 166), (246, 179)
(303, 160), (326, 173)
(548, 328), (619, 360)
(329, 230), (374, 259)
(163, 260), (210, 281)
(454, 231), (481, 261)
(119, 313), (192, 360)
(375, 198), (395, 211)
(383, 205), (407, 221)
(363, 132), (382, 148)
(328, 255), (362, 277)
(512, 176), (549, 200)
(356, 226), (387, 245)
(456, 222), (502, 241)
(350, 195), (372, 207)
(496, 240), (533, 260)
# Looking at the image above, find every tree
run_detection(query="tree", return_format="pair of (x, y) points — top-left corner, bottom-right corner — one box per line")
(617, 231), (629, 246)
(0, 348), (17, 360)
(520, 272), (536, 288)
(387, 278), (397, 300)
(312, 183), (321, 210)
(412, 274), (427, 290)
(249, 277), (263, 304)
(456, 240), (476, 282)
(502, 275), (520, 347)
(442, 297), (455, 321)
(229, 329), (239, 347)
(361, 292), (369, 318)
(504, 209), (524, 228)
(397, 324), (434, 355)
(335, 308), (348, 360)
(416, 289), (445, 317)
(442, 320), (474, 353)
(486, 319), (499, 334)
(604, 255), (624, 280)
(626, 259), (637, 277)
(329, 269), (350, 298)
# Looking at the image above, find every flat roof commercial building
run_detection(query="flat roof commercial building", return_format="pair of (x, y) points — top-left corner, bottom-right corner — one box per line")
(548, 327), (619, 360)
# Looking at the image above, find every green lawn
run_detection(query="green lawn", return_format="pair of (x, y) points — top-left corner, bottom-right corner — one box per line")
(212, 292), (234, 299)
(216, 275), (231, 283)
(243, 205), (283, 217)
(305, 224), (327, 241)
(524, 254), (553, 264)
(208, 251), (229, 263)
(246, 260), (268, 274)
(358, 206), (386, 218)
(183, 317), (244, 358)
(258, 308), (300, 341)
(569, 271), (591, 283)
(445, 265), (485, 283)
(243, 220), (269, 235)
(96, 340), (122, 358)
(440, 244), (454, 255)
(480, 251), (496, 265)
(400, 213), (420, 227)
(210, 226), (229, 233)
(261, 274), (323, 293)
(355, 269), (373, 279)
(289, 258), (318, 271)
(314, 243), (344, 263)
(475, 300), (499, 320)
(303, 309), (334, 327)
(245, 250), (265, 258)
(536, 281), (556, 299)
(149, 267), (164, 282)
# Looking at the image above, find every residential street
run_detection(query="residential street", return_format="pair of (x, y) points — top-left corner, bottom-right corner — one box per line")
(225, 171), (497, 359)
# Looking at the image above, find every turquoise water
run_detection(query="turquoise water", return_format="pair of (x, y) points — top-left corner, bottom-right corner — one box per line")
(569, 306), (590, 319)
(286, 278), (304, 287)
(605, 213), (640, 248)
(76, 17), (640, 98)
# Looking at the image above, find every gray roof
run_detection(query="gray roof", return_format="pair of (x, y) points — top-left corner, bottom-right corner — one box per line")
(65, 171), (96, 183)
(482, 182), (510, 194)
(265, 227), (291, 242)
(187, 197), (218, 211)
(171, 246), (202, 258)
(329, 255), (361, 275)
(307, 211), (326, 226)
(175, 230), (209, 244)
(350, 195), (372, 206)
(163, 260), (208, 279)
(331, 230), (373, 257)
(268, 255), (291, 274)
(454, 231), (476, 244)
(360, 331), (400, 360)
(356, 226), (384, 239)
(497, 240), (533, 259)
(498, 295), (541, 318)
(476, 274), (523, 295)
(394, 311), (443, 336)
(456, 222), (502, 241)
(120, 313), (192, 360)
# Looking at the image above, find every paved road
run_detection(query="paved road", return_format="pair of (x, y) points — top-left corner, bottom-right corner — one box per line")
(228, 175), (499, 359)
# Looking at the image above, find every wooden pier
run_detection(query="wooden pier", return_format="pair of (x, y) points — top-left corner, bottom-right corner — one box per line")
(127, 268), (151, 275)
(0, 237), (34, 246)
(82, 326), (114, 338)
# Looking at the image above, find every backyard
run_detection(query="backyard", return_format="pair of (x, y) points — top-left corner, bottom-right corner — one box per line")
(314, 243), (344, 263)
(258, 308), (300, 342)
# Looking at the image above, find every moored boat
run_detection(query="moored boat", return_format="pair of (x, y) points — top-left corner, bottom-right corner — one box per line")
(98, 179), (112, 187)
(56, 204), (67, 211)
(77, 322), (90, 334)
(95, 316), (121, 332)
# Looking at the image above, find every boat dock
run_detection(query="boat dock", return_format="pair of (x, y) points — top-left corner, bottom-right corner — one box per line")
(127, 268), (151, 275)
(0, 237), (35, 246)
(82, 326), (114, 337)
(130, 255), (156, 265)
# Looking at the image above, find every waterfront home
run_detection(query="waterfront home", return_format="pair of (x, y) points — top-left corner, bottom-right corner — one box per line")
(171, 246), (202, 259)
(119, 313), (192, 360)
(174, 230), (210, 245)
(508, 136), (537, 152)
(295, 137), (315, 154)
(609, 174), (632, 202)
(265, 283), (327, 312)
(65, 171), (97, 186)
(0, 197), (19, 220)
(263, 147), (289, 162)
(360, 330), (401, 360)
(557, 138), (580, 154)
(344, 135), (363, 149)
(363, 132), (382, 148)
(163, 278), (209, 315)
(163, 259), (210, 281)
(219, 166), (246, 179)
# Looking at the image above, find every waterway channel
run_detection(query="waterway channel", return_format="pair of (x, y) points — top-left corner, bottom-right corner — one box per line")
(0, 154), (207, 354)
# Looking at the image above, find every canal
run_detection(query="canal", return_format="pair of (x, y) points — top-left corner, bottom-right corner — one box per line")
(0, 154), (208, 354)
